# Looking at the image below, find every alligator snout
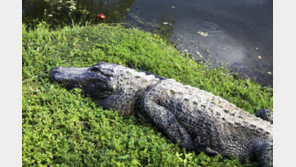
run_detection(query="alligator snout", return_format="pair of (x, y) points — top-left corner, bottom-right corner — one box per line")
(50, 66), (62, 77)
(50, 66), (67, 83)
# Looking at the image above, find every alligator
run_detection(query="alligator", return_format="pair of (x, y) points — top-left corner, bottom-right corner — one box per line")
(50, 61), (273, 167)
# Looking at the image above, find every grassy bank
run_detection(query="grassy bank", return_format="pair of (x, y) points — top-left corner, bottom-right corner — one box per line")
(22, 22), (272, 166)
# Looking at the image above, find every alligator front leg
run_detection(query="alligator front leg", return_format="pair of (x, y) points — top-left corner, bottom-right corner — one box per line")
(251, 139), (273, 167)
(138, 93), (196, 151)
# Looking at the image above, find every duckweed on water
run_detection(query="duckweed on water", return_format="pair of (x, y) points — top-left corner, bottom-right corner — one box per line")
(23, 22), (272, 166)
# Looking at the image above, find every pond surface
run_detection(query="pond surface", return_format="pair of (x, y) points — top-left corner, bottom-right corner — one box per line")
(23, 0), (273, 86)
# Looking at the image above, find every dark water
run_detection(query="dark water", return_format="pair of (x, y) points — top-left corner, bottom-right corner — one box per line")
(23, 0), (273, 86)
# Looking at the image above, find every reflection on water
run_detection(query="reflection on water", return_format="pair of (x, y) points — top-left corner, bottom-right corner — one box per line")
(22, 0), (273, 86)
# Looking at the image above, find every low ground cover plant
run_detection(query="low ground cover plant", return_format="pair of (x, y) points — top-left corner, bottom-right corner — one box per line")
(22, 23), (272, 166)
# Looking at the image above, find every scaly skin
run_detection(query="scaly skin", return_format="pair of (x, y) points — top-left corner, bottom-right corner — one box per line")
(51, 61), (273, 167)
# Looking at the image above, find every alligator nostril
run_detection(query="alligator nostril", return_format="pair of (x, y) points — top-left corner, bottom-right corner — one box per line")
(51, 66), (62, 72)
(54, 66), (62, 70)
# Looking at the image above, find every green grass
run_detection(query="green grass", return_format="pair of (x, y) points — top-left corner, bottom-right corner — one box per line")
(22, 22), (272, 166)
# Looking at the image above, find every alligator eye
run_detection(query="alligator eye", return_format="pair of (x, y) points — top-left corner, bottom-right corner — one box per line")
(89, 66), (102, 73)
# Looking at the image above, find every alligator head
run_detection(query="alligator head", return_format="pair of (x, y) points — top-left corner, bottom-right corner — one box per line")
(50, 61), (160, 115)
(50, 61), (117, 99)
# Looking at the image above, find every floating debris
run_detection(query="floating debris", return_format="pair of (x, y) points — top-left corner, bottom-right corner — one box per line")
(197, 31), (208, 37)
(267, 71), (272, 75)
(171, 6), (175, 8)
(163, 22), (169, 25)
(196, 50), (203, 58)
(256, 47), (259, 50)
(258, 56), (262, 59)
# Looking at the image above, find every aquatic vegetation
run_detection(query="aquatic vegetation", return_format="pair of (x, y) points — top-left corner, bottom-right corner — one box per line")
(22, 23), (271, 166)
(23, 0), (135, 29)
